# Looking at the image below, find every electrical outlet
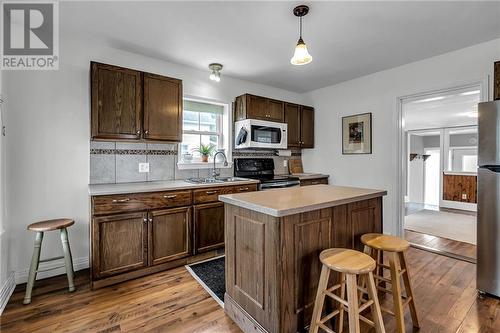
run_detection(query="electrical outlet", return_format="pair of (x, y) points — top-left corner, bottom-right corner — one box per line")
(283, 160), (288, 168)
(461, 193), (467, 200)
(139, 163), (150, 173)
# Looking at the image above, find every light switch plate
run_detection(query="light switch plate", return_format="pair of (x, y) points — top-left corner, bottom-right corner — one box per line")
(462, 193), (467, 200)
(283, 160), (288, 168)
(139, 163), (150, 173)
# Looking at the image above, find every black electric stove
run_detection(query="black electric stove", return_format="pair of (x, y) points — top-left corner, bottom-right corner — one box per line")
(234, 158), (300, 190)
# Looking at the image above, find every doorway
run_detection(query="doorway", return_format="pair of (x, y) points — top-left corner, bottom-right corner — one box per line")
(399, 83), (484, 261)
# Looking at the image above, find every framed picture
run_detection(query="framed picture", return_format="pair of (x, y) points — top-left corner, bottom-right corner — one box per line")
(342, 112), (372, 154)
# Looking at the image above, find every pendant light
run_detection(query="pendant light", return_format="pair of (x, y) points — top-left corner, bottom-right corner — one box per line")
(290, 5), (312, 66)
(208, 63), (223, 82)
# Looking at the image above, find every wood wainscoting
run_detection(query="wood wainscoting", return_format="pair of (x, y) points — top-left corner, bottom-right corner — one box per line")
(443, 173), (477, 203)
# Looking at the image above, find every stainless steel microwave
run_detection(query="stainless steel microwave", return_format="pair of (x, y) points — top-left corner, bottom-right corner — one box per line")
(234, 119), (287, 149)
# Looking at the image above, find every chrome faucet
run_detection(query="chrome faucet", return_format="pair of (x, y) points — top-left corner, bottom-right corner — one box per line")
(212, 151), (229, 180)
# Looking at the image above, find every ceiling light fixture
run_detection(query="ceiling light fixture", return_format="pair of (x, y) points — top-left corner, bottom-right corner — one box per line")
(208, 63), (223, 82)
(290, 5), (312, 66)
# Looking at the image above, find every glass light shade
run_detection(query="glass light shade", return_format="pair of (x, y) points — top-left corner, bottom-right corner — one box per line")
(214, 72), (221, 82)
(209, 71), (217, 81)
(290, 38), (312, 65)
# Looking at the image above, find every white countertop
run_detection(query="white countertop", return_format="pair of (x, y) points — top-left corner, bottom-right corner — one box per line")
(219, 184), (386, 217)
(443, 171), (477, 176)
(89, 178), (260, 196)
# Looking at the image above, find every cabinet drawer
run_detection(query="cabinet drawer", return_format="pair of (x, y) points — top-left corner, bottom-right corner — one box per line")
(193, 186), (235, 204)
(300, 178), (328, 187)
(231, 184), (258, 194)
(193, 184), (258, 204)
(92, 190), (192, 215)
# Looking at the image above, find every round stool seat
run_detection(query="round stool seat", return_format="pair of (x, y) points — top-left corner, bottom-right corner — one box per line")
(361, 233), (410, 252)
(27, 218), (74, 232)
(320, 248), (376, 274)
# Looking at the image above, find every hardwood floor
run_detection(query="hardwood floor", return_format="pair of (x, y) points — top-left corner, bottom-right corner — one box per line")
(1, 248), (498, 333)
(405, 229), (477, 260)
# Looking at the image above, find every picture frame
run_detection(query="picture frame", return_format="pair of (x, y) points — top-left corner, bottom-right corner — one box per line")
(342, 112), (372, 154)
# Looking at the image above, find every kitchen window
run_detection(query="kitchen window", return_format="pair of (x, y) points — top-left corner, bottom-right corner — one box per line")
(178, 98), (231, 168)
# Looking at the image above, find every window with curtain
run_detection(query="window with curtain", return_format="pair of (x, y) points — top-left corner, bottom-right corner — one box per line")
(180, 100), (224, 159)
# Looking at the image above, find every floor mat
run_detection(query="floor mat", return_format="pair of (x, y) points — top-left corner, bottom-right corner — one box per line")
(186, 256), (225, 307)
(405, 209), (476, 244)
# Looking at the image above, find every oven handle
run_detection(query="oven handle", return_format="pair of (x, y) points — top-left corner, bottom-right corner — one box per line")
(259, 181), (300, 189)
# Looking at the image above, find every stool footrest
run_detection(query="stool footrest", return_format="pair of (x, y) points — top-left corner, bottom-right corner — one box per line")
(358, 299), (374, 313)
(320, 309), (340, 324)
(318, 323), (336, 333)
(39, 256), (64, 263)
(324, 290), (348, 307)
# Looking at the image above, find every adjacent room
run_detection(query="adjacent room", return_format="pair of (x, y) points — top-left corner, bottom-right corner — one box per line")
(403, 86), (480, 259)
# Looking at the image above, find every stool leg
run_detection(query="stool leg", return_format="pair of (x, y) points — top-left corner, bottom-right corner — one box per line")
(366, 272), (386, 333)
(309, 265), (330, 333)
(23, 232), (43, 305)
(338, 273), (346, 333)
(389, 252), (405, 333)
(346, 273), (360, 333)
(60, 228), (76, 292)
(399, 251), (420, 328)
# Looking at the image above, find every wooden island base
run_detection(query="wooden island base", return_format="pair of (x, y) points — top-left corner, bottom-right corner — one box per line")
(223, 194), (383, 333)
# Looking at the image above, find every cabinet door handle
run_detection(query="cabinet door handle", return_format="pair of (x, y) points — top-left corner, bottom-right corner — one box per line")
(206, 190), (218, 195)
(238, 187), (249, 191)
(143, 218), (148, 222)
(145, 130), (149, 134)
(311, 181), (319, 185)
(163, 194), (177, 199)
(149, 218), (153, 223)
(112, 198), (130, 203)
(136, 130), (140, 135)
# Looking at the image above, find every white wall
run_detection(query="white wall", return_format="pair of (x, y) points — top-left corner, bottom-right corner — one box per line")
(3, 34), (310, 284)
(303, 38), (500, 235)
(408, 135), (424, 203)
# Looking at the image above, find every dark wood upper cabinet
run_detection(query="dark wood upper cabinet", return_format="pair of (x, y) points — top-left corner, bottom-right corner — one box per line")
(284, 103), (314, 148)
(285, 103), (301, 147)
(267, 99), (285, 122)
(91, 62), (183, 142)
(235, 94), (284, 122)
(143, 73), (183, 142)
(494, 61), (500, 101)
(301, 106), (314, 148)
(194, 202), (225, 254)
(91, 62), (142, 140)
(91, 212), (148, 279)
(148, 207), (191, 266)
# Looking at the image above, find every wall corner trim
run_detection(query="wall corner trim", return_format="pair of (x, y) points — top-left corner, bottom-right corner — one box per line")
(0, 271), (15, 315)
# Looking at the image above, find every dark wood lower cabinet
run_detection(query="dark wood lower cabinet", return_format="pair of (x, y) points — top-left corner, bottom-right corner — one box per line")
(91, 212), (148, 279)
(90, 183), (258, 289)
(149, 207), (191, 265)
(194, 202), (225, 253)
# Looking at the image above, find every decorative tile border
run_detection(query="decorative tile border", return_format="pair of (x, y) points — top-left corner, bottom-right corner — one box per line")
(91, 149), (177, 155)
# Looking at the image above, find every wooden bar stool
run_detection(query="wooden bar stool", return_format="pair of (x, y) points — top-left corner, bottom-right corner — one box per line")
(361, 233), (420, 333)
(23, 218), (76, 304)
(309, 248), (385, 333)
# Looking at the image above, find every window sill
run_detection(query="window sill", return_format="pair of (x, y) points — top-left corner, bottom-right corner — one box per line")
(177, 161), (233, 170)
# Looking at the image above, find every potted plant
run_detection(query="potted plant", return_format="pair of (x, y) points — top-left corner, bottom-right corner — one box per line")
(193, 144), (216, 162)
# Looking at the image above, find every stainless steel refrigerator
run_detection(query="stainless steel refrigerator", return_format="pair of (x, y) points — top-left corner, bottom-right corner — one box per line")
(477, 100), (500, 297)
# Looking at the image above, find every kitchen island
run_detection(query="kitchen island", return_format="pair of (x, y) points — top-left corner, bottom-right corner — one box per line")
(219, 185), (387, 333)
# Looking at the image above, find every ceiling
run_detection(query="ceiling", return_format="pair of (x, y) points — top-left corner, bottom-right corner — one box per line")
(403, 87), (480, 131)
(60, 1), (500, 93)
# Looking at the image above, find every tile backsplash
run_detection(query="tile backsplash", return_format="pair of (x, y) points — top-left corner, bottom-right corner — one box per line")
(90, 141), (301, 184)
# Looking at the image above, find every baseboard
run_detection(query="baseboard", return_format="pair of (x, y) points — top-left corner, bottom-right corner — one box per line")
(0, 271), (15, 315)
(441, 200), (477, 212)
(14, 257), (89, 285)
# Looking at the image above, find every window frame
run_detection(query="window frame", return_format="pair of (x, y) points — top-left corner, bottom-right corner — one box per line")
(177, 97), (232, 170)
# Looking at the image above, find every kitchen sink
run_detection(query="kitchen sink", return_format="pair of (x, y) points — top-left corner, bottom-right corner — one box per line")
(185, 177), (248, 184)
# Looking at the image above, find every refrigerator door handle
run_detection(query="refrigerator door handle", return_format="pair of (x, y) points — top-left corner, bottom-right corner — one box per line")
(479, 165), (500, 173)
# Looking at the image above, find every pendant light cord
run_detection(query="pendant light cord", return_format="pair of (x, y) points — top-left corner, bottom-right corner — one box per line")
(299, 16), (303, 39)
